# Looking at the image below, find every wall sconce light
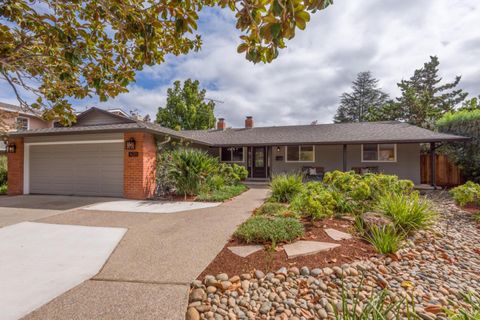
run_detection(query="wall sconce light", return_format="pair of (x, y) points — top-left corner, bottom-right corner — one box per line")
(125, 137), (136, 150)
(7, 143), (16, 153)
(276, 146), (281, 152)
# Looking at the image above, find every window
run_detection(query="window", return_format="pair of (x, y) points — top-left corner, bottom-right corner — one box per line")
(16, 117), (29, 131)
(220, 147), (244, 162)
(362, 144), (396, 162)
(286, 145), (315, 162)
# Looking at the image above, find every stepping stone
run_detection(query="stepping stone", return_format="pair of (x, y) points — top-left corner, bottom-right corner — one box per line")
(228, 245), (264, 258)
(324, 228), (352, 241)
(283, 241), (340, 259)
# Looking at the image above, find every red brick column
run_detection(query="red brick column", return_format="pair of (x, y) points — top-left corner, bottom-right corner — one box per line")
(7, 137), (24, 196)
(124, 132), (157, 199)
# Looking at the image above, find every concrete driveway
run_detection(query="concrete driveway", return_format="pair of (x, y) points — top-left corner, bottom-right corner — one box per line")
(2, 187), (269, 320)
(0, 195), (122, 227)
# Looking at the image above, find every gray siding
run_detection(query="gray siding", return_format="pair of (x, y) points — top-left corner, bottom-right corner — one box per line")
(271, 144), (420, 184)
(75, 109), (131, 126)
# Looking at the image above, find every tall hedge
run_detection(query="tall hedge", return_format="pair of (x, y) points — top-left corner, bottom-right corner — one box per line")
(0, 155), (7, 186)
(437, 110), (480, 182)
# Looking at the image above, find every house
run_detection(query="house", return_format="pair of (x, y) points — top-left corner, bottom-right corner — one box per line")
(6, 107), (468, 199)
(0, 102), (53, 152)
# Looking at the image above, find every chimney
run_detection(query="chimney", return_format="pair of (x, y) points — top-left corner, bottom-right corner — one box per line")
(217, 118), (226, 130)
(245, 116), (254, 129)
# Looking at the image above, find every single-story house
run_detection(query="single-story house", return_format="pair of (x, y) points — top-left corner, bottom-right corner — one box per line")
(6, 107), (468, 199)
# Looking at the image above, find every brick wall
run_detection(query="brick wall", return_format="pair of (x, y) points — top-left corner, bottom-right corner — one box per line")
(124, 132), (157, 199)
(7, 137), (24, 195)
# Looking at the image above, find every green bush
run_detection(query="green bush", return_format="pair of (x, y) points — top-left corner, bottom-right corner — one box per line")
(0, 155), (7, 186)
(376, 192), (436, 233)
(362, 173), (414, 200)
(197, 184), (248, 202)
(168, 149), (219, 196)
(437, 110), (480, 183)
(290, 182), (337, 220)
(269, 173), (304, 203)
(364, 225), (404, 254)
(255, 202), (296, 218)
(219, 163), (248, 185)
(450, 181), (480, 206)
(0, 183), (6, 195)
(234, 216), (304, 246)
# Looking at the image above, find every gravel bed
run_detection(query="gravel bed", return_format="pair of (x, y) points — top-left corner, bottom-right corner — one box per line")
(186, 192), (480, 320)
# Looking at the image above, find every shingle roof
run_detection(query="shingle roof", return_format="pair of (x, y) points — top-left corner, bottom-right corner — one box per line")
(181, 121), (468, 146)
(8, 119), (468, 146)
(0, 102), (42, 117)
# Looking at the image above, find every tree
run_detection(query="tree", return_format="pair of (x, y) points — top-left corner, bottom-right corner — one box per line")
(458, 96), (480, 112)
(437, 110), (480, 182)
(371, 56), (468, 129)
(333, 72), (389, 123)
(156, 79), (215, 130)
(0, 0), (333, 124)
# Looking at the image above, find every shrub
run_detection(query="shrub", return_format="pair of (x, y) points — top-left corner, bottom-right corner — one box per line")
(437, 110), (480, 183)
(197, 184), (248, 202)
(0, 155), (7, 186)
(362, 173), (414, 200)
(364, 225), (404, 254)
(376, 192), (436, 233)
(255, 202), (294, 218)
(290, 182), (337, 220)
(219, 163), (248, 185)
(234, 216), (304, 246)
(450, 181), (480, 206)
(168, 149), (219, 196)
(0, 183), (6, 195)
(269, 173), (304, 203)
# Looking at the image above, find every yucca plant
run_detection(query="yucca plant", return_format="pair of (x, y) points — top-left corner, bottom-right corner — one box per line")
(376, 192), (436, 233)
(168, 149), (219, 197)
(269, 173), (304, 203)
(364, 225), (404, 254)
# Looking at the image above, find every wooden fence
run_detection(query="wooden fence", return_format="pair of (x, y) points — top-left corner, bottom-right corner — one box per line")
(420, 154), (463, 187)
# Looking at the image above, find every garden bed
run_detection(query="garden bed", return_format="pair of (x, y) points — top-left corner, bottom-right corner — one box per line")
(198, 217), (375, 279)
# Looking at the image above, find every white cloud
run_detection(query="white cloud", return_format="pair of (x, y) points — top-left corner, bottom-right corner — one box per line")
(3, 0), (480, 127)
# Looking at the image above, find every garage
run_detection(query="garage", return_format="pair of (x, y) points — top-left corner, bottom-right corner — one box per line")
(28, 141), (124, 197)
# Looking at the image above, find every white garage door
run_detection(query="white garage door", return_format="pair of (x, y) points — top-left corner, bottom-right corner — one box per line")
(29, 142), (124, 197)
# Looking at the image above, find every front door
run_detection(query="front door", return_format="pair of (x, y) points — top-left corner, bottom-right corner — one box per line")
(252, 147), (267, 178)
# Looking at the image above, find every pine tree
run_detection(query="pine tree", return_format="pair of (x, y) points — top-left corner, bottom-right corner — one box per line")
(334, 72), (389, 123)
(371, 56), (468, 129)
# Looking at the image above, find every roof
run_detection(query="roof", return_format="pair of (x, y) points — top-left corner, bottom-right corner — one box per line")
(8, 107), (468, 146)
(0, 102), (42, 118)
(181, 121), (469, 146)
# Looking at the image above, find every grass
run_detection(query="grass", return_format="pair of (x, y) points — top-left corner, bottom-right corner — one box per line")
(363, 225), (404, 254)
(335, 278), (418, 320)
(196, 184), (248, 202)
(446, 292), (480, 320)
(234, 216), (304, 247)
(376, 192), (436, 233)
(269, 173), (304, 203)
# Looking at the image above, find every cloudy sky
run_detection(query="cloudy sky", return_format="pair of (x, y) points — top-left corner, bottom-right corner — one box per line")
(2, 0), (479, 127)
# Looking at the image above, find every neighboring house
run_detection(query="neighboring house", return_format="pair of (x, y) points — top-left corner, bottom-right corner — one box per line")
(6, 107), (468, 199)
(0, 102), (53, 153)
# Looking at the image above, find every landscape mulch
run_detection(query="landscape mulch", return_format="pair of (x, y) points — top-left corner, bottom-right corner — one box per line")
(198, 217), (376, 279)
